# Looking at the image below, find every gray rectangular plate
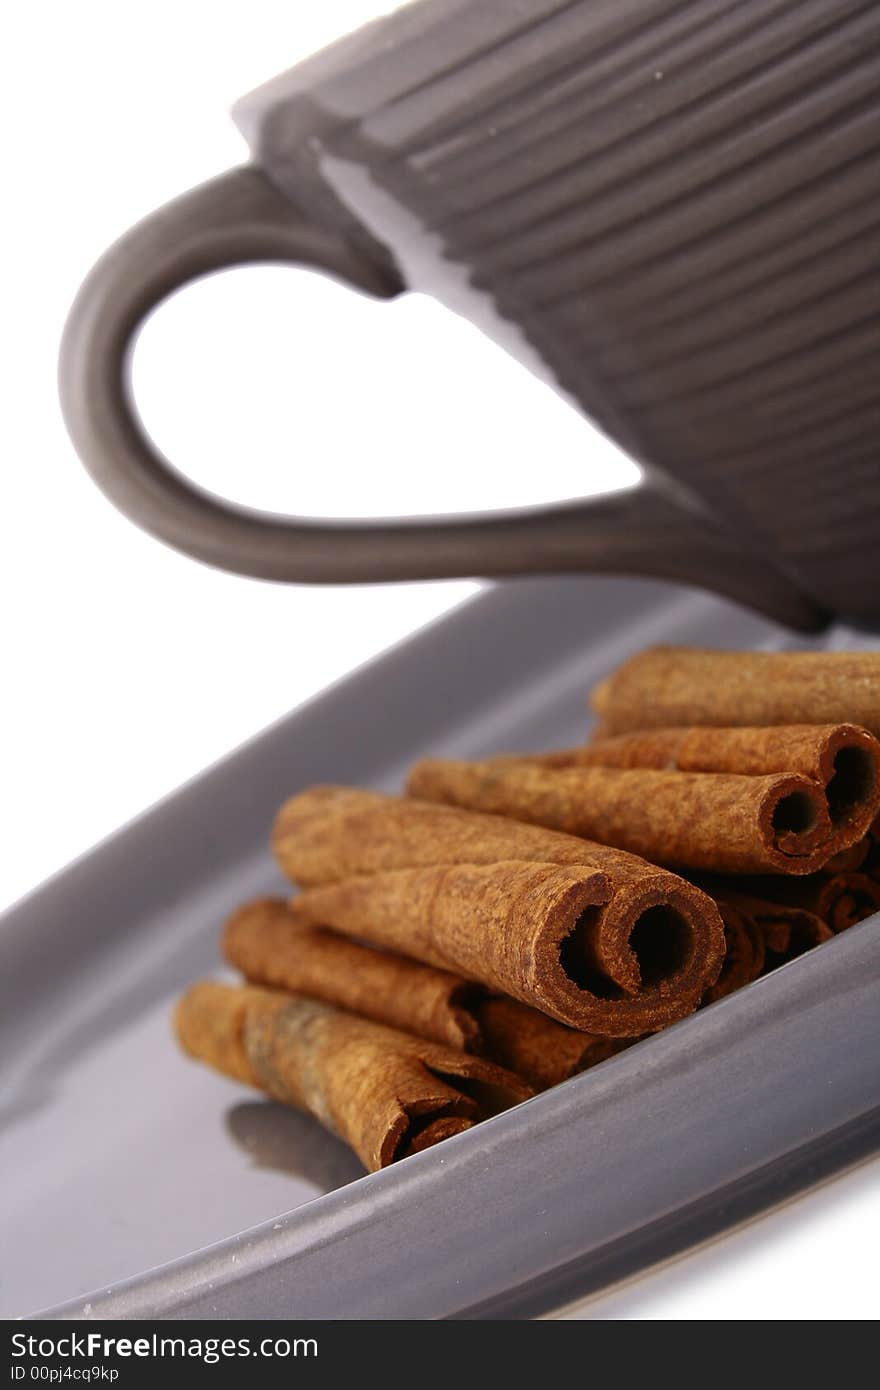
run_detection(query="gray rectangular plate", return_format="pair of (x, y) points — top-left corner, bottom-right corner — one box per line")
(3, 575), (879, 1320)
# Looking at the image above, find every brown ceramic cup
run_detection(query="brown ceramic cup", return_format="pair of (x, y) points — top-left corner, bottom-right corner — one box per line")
(59, 0), (880, 630)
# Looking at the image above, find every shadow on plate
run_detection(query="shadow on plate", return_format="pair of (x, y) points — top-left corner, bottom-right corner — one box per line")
(226, 1099), (365, 1191)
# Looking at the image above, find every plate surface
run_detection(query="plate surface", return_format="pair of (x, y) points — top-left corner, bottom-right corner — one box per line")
(2, 575), (878, 1319)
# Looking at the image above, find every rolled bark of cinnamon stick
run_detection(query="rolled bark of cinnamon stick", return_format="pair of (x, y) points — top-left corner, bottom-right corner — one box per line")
(701, 899), (765, 1004)
(406, 758), (835, 875)
(224, 898), (484, 1052)
(591, 648), (880, 738)
(225, 898), (627, 1089)
(273, 785), (635, 887)
(478, 1000), (629, 1088)
(719, 893), (833, 967)
(867, 814), (880, 881)
(823, 838), (871, 874)
(475, 997), (630, 1090)
(276, 788), (725, 1036)
(293, 860), (629, 1033)
(522, 724), (880, 845)
(698, 888), (836, 996)
(174, 982), (531, 1172)
(725, 873), (880, 935)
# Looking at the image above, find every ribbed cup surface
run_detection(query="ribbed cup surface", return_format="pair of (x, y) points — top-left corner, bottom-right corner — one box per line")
(251, 0), (880, 621)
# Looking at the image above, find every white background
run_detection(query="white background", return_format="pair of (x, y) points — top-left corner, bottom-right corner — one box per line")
(2, 1), (876, 1319)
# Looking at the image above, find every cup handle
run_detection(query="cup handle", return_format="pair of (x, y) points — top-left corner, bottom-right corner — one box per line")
(59, 164), (824, 631)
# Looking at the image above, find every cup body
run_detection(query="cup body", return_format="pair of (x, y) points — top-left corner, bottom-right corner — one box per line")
(237, 0), (880, 623)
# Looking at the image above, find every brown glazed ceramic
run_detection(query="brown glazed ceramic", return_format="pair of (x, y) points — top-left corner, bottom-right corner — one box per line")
(59, 0), (880, 630)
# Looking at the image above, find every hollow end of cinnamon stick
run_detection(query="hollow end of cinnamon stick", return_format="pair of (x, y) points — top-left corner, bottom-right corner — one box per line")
(711, 871), (880, 937)
(756, 907), (833, 965)
(501, 723), (880, 856)
(813, 874), (880, 933)
(273, 784), (724, 1036)
(702, 900), (766, 1004)
(562, 872), (726, 1034)
(223, 896), (639, 1085)
(401, 1115), (475, 1157)
(175, 982), (531, 1171)
(295, 858), (724, 1038)
(407, 756), (839, 876)
(816, 725), (880, 839)
(757, 774), (833, 867)
(692, 881), (834, 968)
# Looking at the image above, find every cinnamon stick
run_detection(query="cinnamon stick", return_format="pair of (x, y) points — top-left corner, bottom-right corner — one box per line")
(475, 997), (630, 1090)
(721, 893), (833, 967)
(273, 785), (630, 888)
(523, 724), (880, 845)
(224, 897), (484, 1052)
(701, 899), (765, 1004)
(699, 889), (835, 998)
(591, 647), (880, 737)
(224, 897), (624, 1089)
(823, 838), (871, 874)
(406, 758), (836, 875)
(866, 814), (880, 881)
(726, 873), (880, 935)
(174, 982), (531, 1172)
(292, 860), (624, 1034)
(276, 788), (725, 1036)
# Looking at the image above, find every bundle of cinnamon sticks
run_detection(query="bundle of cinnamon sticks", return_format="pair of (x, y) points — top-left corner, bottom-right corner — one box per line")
(176, 646), (880, 1174)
